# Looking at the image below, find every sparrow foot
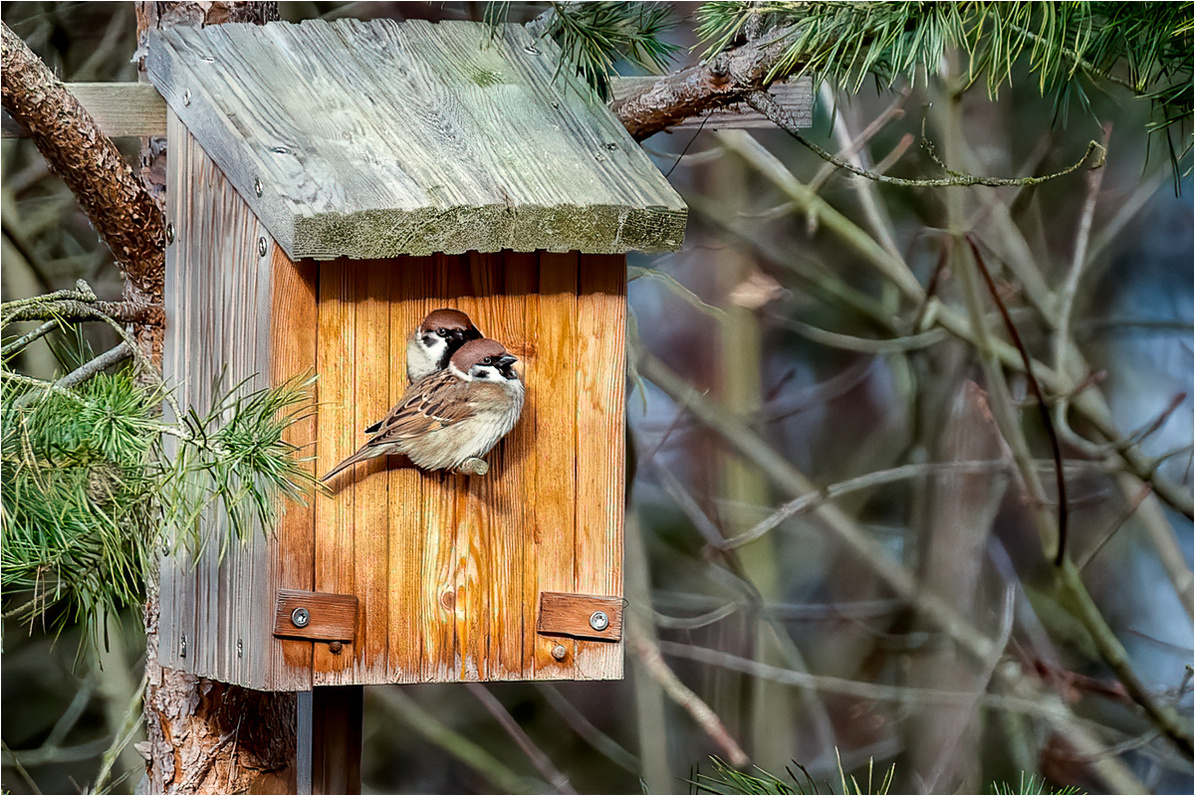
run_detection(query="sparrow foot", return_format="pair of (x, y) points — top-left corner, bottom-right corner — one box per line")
(456, 457), (490, 476)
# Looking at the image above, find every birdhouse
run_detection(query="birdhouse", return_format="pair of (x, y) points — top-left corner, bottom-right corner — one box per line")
(147, 18), (685, 690)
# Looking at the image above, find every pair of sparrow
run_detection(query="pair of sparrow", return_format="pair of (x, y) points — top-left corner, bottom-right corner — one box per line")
(321, 309), (524, 482)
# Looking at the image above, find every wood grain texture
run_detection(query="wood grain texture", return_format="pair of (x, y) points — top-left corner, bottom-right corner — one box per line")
(537, 592), (623, 641)
(144, 19), (686, 260)
(268, 247), (318, 690)
(160, 117), (280, 687)
(273, 590), (358, 641)
(529, 252), (579, 679)
(573, 255), (627, 680)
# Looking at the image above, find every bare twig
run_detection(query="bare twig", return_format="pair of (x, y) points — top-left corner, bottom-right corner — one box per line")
(466, 684), (577, 795)
(964, 235), (1069, 566)
(54, 343), (131, 390)
(748, 90), (1106, 188)
(627, 622), (750, 767)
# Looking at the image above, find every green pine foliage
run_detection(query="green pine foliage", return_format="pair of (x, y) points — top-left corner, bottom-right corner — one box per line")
(1, 349), (317, 636)
(696, 1), (1192, 164)
(493, 1), (679, 99)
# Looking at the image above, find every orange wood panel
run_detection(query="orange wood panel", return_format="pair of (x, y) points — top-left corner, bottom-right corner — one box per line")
(350, 261), (392, 682)
(573, 254), (627, 680)
(268, 249), (318, 689)
(387, 257), (433, 682)
(530, 252), (579, 678)
(314, 259), (357, 683)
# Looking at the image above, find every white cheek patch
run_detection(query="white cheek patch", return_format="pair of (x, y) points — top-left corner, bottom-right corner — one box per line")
(449, 362), (471, 381)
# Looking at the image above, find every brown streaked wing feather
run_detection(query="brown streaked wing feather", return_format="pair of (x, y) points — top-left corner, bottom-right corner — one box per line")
(367, 374), (478, 442)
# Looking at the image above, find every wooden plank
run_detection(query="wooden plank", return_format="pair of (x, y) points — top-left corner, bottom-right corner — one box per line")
(1, 76), (811, 140)
(529, 252), (579, 679)
(486, 252), (536, 680)
(418, 254), (470, 682)
(144, 20), (686, 260)
(158, 107), (185, 674)
(573, 254), (627, 680)
(349, 260), (391, 683)
(386, 258), (432, 683)
(537, 592), (623, 641)
(273, 590), (359, 641)
(313, 259), (357, 684)
(269, 248), (318, 690)
(1, 82), (166, 139)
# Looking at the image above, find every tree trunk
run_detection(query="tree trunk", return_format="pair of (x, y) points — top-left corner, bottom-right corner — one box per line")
(133, 4), (298, 793)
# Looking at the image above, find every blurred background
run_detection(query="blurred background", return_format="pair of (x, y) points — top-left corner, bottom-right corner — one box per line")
(2, 2), (1191, 794)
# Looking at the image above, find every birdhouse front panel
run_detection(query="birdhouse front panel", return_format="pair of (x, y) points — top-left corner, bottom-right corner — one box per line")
(304, 251), (625, 685)
(149, 16), (683, 691)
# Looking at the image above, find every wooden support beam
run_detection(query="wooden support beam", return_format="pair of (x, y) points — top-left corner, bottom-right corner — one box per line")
(297, 686), (363, 795)
(2, 75), (812, 140)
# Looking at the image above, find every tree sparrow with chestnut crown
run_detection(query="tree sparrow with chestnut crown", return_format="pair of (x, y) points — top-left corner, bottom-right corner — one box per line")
(321, 338), (524, 482)
(404, 308), (482, 384)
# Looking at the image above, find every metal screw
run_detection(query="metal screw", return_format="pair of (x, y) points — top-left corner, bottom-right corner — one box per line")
(329, 641), (343, 654)
(551, 644), (567, 661)
(524, 44), (541, 56)
(182, 89), (191, 106)
(258, 237), (267, 257)
(254, 177), (263, 197)
(179, 634), (187, 658)
(237, 639), (244, 658)
(165, 223), (175, 244)
(291, 607), (310, 628)
(589, 611), (609, 632)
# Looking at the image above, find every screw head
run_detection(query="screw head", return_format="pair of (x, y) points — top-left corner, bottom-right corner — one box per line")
(551, 644), (567, 661)
(182, 89), (191, 106)
(254, 177), (263, 197)
(329, 641), (343, 654)
(257, 237), (267, 257)
(179, 634), (187, 658)
(291, 607), (310, 628)
(237, 639), (244, 658)
(165, 223), (175, 244)
(589, 611), (609, 632)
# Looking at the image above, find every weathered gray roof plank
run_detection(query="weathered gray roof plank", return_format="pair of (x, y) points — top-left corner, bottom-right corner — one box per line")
(146, 18), (686, 259)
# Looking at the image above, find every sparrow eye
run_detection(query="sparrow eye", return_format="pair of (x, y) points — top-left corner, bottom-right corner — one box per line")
(482, 356), (493, 365)
(436, 329), (450, 337)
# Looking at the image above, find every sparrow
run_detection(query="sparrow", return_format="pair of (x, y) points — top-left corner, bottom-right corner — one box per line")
(404, 308), (482, 383)
(321, 338), (525, 482)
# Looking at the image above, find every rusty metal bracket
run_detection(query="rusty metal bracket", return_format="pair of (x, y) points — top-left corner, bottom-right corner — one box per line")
(536, 591), (623, 642)
(274, 589), (358, 642)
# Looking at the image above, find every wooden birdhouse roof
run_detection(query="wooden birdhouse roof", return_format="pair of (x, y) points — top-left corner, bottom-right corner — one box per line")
(145, 18), (687, 260)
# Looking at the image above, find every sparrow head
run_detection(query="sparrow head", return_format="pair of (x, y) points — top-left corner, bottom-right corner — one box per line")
(449, 338), (520, 383)
(418, 308), (482, 349)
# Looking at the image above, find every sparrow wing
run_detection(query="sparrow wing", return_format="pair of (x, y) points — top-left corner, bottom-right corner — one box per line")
(365, 372), (478, 443)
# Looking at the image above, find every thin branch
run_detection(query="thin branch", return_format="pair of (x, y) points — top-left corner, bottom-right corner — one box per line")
(965, 234), (1069, 566)
(466, 684), (577, 795)
(539, 685), (640, 774)
(54, 343), (131, 390)
(627, 622), (750, 768)
(748, 90), (1107, 188)
(373, 687), (540, 795)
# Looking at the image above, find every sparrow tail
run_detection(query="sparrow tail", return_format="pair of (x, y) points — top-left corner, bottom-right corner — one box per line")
(320, 447), (378, 482)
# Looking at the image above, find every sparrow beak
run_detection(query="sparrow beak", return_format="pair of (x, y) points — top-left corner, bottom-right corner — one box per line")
(497, 354), (519, 380)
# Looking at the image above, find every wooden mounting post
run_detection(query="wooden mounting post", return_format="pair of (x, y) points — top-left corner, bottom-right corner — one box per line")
(297, 686), (363, 795)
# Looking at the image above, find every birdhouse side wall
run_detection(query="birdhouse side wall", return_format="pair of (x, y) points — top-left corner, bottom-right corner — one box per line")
(160, 114), (318, 691)
(312, 251), (626, 685)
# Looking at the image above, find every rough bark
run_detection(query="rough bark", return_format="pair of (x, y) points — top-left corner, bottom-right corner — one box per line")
(128, 4), (293, 794)
(610, 28), (792, 141)
(1, 20), (165, 362)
